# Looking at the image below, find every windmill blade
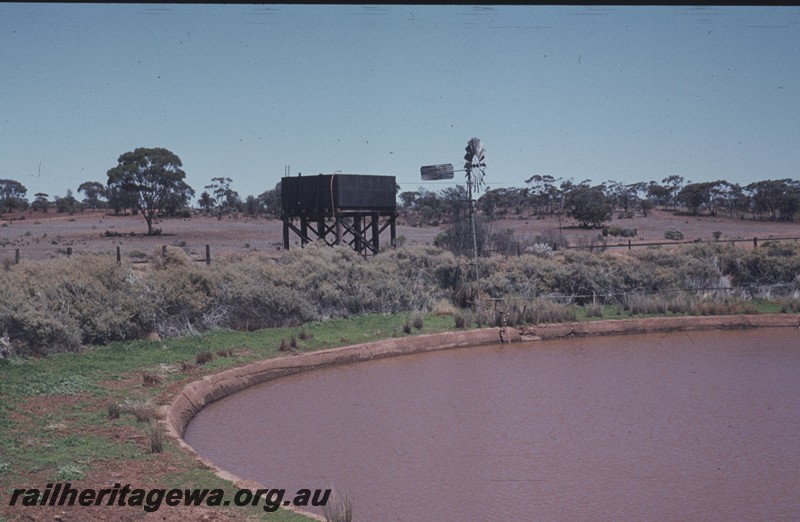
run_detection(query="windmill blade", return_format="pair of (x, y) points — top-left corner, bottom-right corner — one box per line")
(473, 167), (486, 192)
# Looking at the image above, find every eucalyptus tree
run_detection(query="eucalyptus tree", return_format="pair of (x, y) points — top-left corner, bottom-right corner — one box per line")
(106, 147), (191, 235)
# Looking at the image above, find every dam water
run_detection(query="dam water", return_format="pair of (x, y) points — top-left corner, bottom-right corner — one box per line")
(183, 328), (800, 521)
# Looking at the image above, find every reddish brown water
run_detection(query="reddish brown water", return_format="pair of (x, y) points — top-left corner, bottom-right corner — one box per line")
(184, 329), (800, 521)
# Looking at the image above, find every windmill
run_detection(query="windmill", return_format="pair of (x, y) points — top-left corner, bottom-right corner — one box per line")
(462, 138), (486, 283)
(419, 138), (487, 282)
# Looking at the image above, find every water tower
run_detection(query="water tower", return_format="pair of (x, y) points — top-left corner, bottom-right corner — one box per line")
(280, 173), (398, 256)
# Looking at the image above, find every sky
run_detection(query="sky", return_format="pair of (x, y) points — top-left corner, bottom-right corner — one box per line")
(2, 4), (799, 203)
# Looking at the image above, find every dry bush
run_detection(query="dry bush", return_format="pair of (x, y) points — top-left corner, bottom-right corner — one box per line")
(586, 303), (604, 318)
(431, 299), (456, 316)
(146, 259), (217, 337)
(150, 245), (191, 269)
(664, 229), (684, 240)
(511, 299), (576, 325)
(412, 313), (424, 330)
(1, 239), (792, 358)
(106, 401), (121, 420)
(322, 489), (352, 522)
(0, 255), (153, 355)
(453, 311), (467, 329)
(147, 420), (164, 454)
(624, 294), (673, 315)
(142, 372), (163, 387)
(195, 351), (213, 365)
(124, 400), (156, 423)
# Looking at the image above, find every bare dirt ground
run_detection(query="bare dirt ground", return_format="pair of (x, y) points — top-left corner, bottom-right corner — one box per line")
(1, 208), (798, 262)
(490, 208), (800, 246)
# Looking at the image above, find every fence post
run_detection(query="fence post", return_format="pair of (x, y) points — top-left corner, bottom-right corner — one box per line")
(753, 237), (758, 249)
(66, 247), (72, 257)
(162, 245), (167, 257)
(205, 244), (211, 265)
(15, 248), (20, 264)
(116, 246), (121, 265)
(628, 239), (631, 250)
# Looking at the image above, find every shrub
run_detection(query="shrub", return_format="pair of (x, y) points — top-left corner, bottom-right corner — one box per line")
(0, 240), (791, 357)
(412, 313), (424, 330)
(195, 351), (213, 365)
(521, 299), (576, 324)
(605, 227), (637, 238)
(142, 372), (163, 387)
(453, 311), (467, 329)
(0, 255), (154, 353)
(106, 401), (121, 420)
(431, 299), (456, 316)
(322, 489), (352, 522)
(664, 229), (684, 240)
(54, 465), (85, 482)
(586, 303), (604, 318)
(147, 420), (164, 454)
(534, 229), (568, 250)
(124, 400), (156, 423)
(523, 243), (553, 258)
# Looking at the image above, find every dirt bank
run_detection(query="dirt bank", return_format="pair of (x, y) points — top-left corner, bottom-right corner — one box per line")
(164, 314), (799, 520)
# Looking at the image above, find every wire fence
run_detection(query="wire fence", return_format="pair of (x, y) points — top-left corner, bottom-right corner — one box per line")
(4, 244), (216, 266)
(479, 282), (799, 305)
(563, 235), (800, 251)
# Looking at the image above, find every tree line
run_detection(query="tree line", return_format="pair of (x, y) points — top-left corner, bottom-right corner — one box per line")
(400, 174), (800, 228)
(2, 145), (798, 234)
(0, 148), (283, 235)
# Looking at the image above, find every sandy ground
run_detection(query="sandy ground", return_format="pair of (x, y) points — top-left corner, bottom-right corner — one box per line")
(1, 208), (799, 262)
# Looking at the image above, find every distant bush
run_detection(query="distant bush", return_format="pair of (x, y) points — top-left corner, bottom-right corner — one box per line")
(523, 243), (553, 258)
(534, 229), (568, 250)
(603, 226), (637, 238)
(664, 229), (684, 240)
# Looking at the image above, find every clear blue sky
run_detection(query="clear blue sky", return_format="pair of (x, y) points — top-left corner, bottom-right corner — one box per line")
(2, 4), (799, 202)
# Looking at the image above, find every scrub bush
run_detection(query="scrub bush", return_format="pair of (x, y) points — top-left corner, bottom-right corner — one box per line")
(1, 240), (795, 357)
(664, 229), (684, 240)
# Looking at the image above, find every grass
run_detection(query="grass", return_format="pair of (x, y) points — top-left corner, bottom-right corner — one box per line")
(1, 305), (795, 520)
